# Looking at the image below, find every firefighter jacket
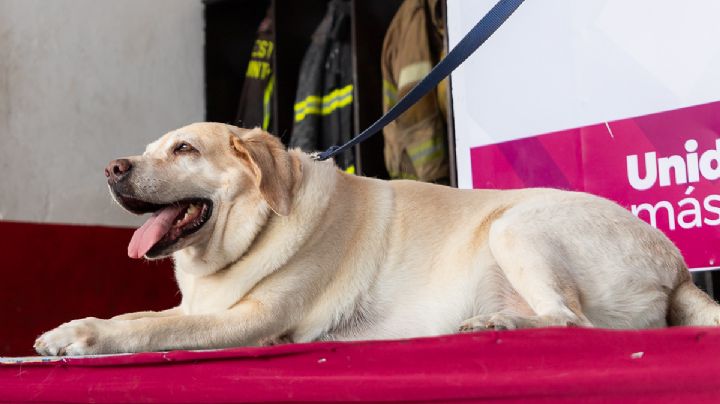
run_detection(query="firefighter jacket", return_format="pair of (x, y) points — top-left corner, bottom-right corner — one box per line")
(236, 12), (274, 133)
(290, 0), (355, 172)
(382, 0), (449, 182)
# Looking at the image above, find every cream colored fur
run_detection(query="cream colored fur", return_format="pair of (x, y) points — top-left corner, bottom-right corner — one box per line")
(35, 123), (720, 356)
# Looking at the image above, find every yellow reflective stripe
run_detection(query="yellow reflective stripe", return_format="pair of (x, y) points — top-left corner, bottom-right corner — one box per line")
(294, 105), (320, 122)
(294, 85), (354, 122)
(383, 79), (397, 107)
(323, 84), (353, 104)
(344, 164), (355, 174)
(322, 93), (353, 113)
(294, 84), (353, 112)
(407, 138), (436, 156)
(398, 61), (431, 89)
(295, 106), (321, 120)
(294, 94), (352, 121)
(262, 75), (274, 130)
(383, 79), (397, 94)
(407, 138), (445, 165)
(413, 147), (444, 166)
(294, 95), (321, 112)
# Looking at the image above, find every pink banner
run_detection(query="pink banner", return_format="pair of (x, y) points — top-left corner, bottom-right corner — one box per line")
(470, 100), (720, 270)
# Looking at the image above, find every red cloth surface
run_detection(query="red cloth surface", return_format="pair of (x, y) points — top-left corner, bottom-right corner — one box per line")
(0, 221), (180, 356)
(3, 221), (720, 402)
(2, 327), (720, 403)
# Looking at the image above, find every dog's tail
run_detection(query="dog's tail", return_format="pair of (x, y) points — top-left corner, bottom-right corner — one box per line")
(668, 279), (720, 326)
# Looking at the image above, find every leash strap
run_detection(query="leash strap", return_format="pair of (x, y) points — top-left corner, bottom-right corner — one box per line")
(314, 0), (525, 161)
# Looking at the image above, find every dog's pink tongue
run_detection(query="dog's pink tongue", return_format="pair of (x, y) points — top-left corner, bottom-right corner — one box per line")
(128, 205), (184, 259)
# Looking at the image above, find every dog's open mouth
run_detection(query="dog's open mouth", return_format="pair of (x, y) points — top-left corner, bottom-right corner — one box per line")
(121, 197), (213, 259)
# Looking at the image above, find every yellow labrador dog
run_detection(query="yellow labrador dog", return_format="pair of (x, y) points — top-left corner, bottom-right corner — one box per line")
(35, 122), (720, 356)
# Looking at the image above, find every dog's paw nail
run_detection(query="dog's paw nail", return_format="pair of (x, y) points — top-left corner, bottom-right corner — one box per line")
(459, 323), (480, 333)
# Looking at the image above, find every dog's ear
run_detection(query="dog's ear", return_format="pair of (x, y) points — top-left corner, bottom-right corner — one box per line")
(230, 131), (303, 216)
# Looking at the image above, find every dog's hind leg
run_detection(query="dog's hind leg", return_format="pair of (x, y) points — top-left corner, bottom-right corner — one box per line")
(460, 215), (592, 332)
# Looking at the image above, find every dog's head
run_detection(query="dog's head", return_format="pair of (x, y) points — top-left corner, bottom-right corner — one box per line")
(106, 123), (302, 260)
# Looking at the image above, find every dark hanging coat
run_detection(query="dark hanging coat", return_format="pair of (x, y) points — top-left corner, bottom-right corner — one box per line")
(236, 12), (275, 133)
(290, 0), (355, 172)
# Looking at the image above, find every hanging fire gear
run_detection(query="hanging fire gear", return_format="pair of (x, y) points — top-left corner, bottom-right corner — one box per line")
(381, 0), (449, 182)
(236, 10), (275, 133)
(290, 0), (355, 173)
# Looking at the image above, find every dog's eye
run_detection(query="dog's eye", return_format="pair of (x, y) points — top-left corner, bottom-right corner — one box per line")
(174, 142), (197, 154)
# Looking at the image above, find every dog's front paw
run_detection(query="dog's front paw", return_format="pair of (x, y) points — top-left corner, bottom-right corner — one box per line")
(258, 334), (294, 346)
(34, 317), (111, 356)
(459, 314), (517, 333)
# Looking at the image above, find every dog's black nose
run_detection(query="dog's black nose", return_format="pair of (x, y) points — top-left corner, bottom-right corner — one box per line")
(105, 159), (132, 184)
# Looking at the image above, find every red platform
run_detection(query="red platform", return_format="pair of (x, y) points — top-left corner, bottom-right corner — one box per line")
(3, 221), (720, 403)
(3, 327), (720, 403)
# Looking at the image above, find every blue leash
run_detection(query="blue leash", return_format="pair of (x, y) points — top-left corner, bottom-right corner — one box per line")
(314, 0), (525, 162)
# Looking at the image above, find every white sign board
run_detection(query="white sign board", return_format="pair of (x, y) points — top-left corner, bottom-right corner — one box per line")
(447, 0), (720, 270)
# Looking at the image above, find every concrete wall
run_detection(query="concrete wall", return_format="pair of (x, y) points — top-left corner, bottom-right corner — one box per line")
(0, 0), (204, 227)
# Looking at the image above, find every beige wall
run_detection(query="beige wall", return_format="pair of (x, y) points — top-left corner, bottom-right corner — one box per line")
(0, 0), (204, 226)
